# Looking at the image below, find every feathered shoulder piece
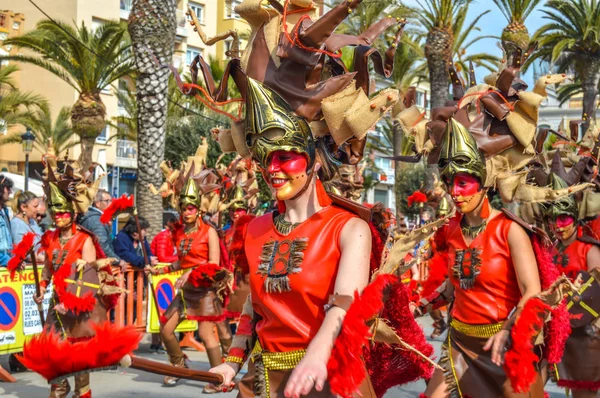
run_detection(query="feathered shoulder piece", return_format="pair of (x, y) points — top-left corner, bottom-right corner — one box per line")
(7, 232), (36, 279)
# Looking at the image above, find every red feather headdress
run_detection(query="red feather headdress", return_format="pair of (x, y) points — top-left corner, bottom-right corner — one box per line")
(407, 191), (427, 207)
(7, 232), (36, 279)
(18, 322), (142, 382)
(100, 194), (134, 224)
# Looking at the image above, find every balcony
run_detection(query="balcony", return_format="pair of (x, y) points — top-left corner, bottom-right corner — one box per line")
(115, 139), (137, 169)
(377, 168), (395, 185)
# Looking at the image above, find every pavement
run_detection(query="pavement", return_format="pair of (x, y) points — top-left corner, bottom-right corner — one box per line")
(0, 316), (568, 397)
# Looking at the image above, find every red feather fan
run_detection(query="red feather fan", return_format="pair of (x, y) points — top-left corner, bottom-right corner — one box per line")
(420, 251), (449, 299)
(7, 232), (36, 279)
(503, 297), (551, 393)
(229, 214), (255, 275)
(100, 194), (134, 224)
(188, 263), (222, 287)
(407, 191), (427, 207)
(366, 279), (434, 397)
(327, 274), (397, 398)
(531, 236), (571, 365)
(18, 323), (142, 382)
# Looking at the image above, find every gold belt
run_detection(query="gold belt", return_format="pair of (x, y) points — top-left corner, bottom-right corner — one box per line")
(450, 318), (503, 338)
(251, 341), (306, 396)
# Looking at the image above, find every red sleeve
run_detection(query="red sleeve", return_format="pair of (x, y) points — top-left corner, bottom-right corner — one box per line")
(152, 230), (178, 263)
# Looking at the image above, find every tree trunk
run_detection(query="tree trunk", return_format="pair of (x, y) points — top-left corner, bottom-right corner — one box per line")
(71, 92), (106, 170)
(425, 27), (452, 110)
(579, 58), (600, 136)
(128, 0), (177, 238)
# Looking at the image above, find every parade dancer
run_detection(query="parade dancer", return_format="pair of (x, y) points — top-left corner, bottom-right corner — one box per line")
(149, 167), (233, 389)
(26, 159), (125, 398)
(543, 174), (600, 398)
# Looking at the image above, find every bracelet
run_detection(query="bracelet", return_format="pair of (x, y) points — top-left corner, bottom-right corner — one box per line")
(225, 356), (245, 364)
(158, 265), (174, 275)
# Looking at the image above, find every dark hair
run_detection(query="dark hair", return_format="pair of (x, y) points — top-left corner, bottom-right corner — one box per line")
(123, 216), (150, 235)
(12, 191), (38, 214)
(165, 214), (177, 226)
(0, 174), (13, 198)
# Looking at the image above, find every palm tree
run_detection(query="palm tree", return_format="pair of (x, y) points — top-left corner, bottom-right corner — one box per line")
(451, 7), (500, 81)
(128, 0), (177, 236)
(530, 0), (600, 132)
(0, 105), (79, 156)
(416, 0), (472, 109)
(492, 0), (542, 63)
(0, 64), (46, 130)
(1, 20), (133, 170)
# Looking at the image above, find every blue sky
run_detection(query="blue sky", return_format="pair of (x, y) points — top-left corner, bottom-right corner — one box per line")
(403, 0), (549, 87)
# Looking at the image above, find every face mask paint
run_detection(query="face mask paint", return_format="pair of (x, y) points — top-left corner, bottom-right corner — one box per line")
(450, 173), (486, 214)
(182, 204), (199, 225)
(54, 212), (73, 230)
(266, 150), (309, 201)
(552, 214), (576, 241)
(231, 208), (247, 222)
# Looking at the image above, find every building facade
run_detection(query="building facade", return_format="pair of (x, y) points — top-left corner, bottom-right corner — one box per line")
(0, 0), (248, 195)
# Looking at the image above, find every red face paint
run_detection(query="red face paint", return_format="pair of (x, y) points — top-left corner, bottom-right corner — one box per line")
(54, 212), (71, 219)
(182, 204), (199, 224)
(231, 208), (247, 222)
(450, 173), (481, 197)
(266, 150), (309, 200)
(555, 214), (575, 228)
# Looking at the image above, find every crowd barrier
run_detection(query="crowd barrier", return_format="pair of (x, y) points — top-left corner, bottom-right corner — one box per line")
(0, 263), (214, 382)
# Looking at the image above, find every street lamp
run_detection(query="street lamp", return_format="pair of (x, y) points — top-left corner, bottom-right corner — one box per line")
(21, 128), (35, 192)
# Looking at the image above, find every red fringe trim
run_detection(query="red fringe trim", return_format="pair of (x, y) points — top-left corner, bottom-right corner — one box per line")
(7, 231), (36, 279)
(18, 323), (142, 381)
(327, 274), (397, 398)
(369, 222), (384, 274)
(186, 314), (226, 322)
(52, 256), (96, 315)
(100, 195), (134, 224)
(219, 237), (232, 271)
(229, 214), (255, 275)
(504, 297), (550, 393)
(557, 380), (600, 391)
(188, 263), (221, 287)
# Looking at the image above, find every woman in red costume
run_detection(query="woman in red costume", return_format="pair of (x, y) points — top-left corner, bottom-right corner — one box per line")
(422, 118), (544, 398)
(543, 174), (600, 398)
(208, 78), (374, 397)
(150, 173), (232, 388)
(30, 163), (122, 398)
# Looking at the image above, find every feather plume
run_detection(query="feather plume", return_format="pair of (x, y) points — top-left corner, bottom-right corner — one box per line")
(327, 274), (396, 398)
(407, 191), (427, 207)
(17, 323), (142, 382)
(230, 215), (255, 275)
(100, 194), (134, 224)
(7, 232), (36, 279)
(504, 297), (550, 393)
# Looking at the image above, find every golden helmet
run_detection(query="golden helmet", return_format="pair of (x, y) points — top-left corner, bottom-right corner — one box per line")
(438, 118), (486, 186)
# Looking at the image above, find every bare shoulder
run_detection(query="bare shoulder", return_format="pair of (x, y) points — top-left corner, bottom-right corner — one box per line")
(587, 244), (600, 271)
(340, 217), (371, 246)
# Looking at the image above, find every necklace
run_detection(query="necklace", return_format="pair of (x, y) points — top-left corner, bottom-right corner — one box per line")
(274, 213), (300, 235)
(460, 217), (487, 241)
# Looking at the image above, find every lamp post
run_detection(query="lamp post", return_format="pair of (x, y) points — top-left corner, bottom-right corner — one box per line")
(21, 128), (35, 192)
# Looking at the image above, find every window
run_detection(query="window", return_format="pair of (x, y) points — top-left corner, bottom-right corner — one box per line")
(375, 157), (391, 170)
(186, 46), (203, 66)
(117, 79), (129, 109)
(0, 119), (6, 135)
(120, 0), (132, 11)
(188, 2), (205, 24)
(374, 189), (388, 207)
(91, 18), (105, 32)
(226, 0), (242, 19)
(416, 91), (424, 107)
(96, 125), (108, 143)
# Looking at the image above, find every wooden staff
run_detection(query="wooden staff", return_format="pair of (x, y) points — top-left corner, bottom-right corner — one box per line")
(133, 208), (161, 321)
(129, 355), (224, 384)
(29, 251), (45, 325)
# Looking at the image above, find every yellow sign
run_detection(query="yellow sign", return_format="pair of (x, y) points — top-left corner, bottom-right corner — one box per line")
(146, 265), (197, 334)
(0, 267), (52, 355)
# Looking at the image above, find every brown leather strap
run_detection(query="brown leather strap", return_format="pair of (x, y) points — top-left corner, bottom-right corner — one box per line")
(325, 294), (354, 312)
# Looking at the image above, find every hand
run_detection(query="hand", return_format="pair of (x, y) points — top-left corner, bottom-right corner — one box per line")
(150, 256), (159, 266)
(75, 259), (87, 272)
(54, 302), (68, 315)
(145, 266), (159, 276)
(119, 260), (128, 272)
(208, 362), (238, 391)
(483, 329), (510, 366)
(175, 271), (190, 289)
(33, 286), (46, 304)
(284, 351), (328, 398)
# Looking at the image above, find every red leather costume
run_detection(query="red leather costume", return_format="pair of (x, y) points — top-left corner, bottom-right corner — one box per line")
(174, 221), (210, 268)
(446, 212), (521, 324)
(551, 239), (592, 280)
(245, 206), (356, 352)
(42, 229), (89, 282)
